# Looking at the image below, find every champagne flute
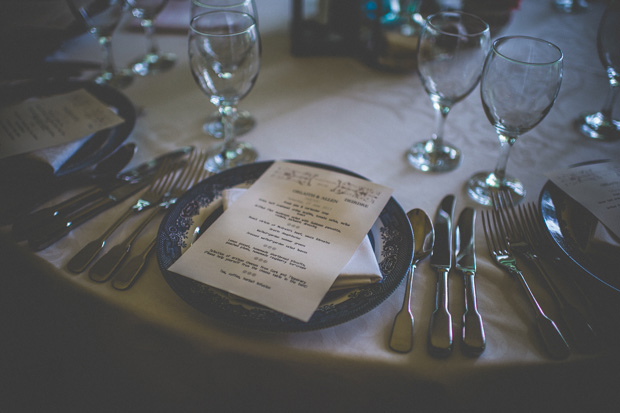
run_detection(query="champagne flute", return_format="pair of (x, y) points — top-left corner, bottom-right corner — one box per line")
(126, 0), (176, 76)
(189, 11), (260, 172)
(191, 0), (259, 139)
(466, 36), (563, 206)
(67, 0), (133, 88)
(574, 2), (620, 141)
(407, 11), (490, 173)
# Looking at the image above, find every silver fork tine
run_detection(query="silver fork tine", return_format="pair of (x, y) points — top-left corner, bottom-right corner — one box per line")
(67, 159), (177, 273)
(111, 153), (214, 290)
(89, 151), (206, 282)
(481, 208), (570, 359)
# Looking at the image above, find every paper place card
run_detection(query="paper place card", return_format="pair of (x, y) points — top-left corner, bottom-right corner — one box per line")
(547, 161), (620, 237)
(0, 89), (124, 160)
(169, 161), (393, 322)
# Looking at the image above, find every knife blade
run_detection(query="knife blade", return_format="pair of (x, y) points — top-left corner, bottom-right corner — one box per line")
(13, 146), (193, 242)
(455, 207), (486, 356)
(428, 194), (456, 357)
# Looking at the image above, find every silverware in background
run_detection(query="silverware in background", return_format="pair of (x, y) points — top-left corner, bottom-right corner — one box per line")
(428, 194), (456, 357)
(455, 207), (486, 356)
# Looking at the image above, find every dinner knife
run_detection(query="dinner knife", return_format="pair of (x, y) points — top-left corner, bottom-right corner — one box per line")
(428, 194), (456, 357)
(454, 207), (486, 356)
(27, 178), (154, 251)
(14, 146), (193, 242)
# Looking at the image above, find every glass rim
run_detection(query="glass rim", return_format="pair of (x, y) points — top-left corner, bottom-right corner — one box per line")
(190, 10), (257, 36)
(492, 35), (563, 66)
(425, 11), (490, 37)
(191, 0), (252, 9)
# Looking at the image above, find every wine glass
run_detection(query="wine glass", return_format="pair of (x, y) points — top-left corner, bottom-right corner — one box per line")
(406, 11), (490, 173)
(191, 0), (259, 139)
(466, 36), (563, 206)
(126, 0), (176, 76)
(574, 2), (620, 141)
(67, 0), (133, 88)
(189, 11), (260, 172)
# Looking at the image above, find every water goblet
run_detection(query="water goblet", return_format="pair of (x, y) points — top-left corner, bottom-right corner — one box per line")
(67, 0), (133, 88)
(191, 0), (259, 139)
(574, 2), (620, 141)
(407, 11), (490, 173)
(466, 36), (563, 206)
(189, 11), (260, 172)
(126, 0), (176, 76)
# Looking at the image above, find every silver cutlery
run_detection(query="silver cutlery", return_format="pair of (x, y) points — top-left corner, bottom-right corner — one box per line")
(428, 195), (456, 357)
(388, 208), (434, 353)
(67, 159), (179, 273)
(481, 208), (570, 360)
(454, 207), (485, 356)
(497, 196), (599, 354)
(89, 150), (210, 283)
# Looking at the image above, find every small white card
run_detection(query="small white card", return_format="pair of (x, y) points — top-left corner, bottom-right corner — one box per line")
(547, 161), (620, 237)
(0, 89), (124, 159)
(169, 161), (393, 322)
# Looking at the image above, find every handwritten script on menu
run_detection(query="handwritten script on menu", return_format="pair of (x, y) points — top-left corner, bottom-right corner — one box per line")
(547, 161), (620, 237)
(0, 89), (124, 159)
(169, 161), (394, 321)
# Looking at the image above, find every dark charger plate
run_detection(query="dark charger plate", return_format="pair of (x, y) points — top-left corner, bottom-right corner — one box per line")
(156, 160), (414, 332)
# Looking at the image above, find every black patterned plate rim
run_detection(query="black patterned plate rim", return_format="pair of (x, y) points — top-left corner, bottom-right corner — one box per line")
(156, 160), (413, 332)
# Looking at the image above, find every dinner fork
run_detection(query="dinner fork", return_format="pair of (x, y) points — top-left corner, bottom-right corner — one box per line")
(481, 208), (570, 359)
(111, 157), (213, 290)
(494, 193), (599, 354)
(89, 150), (209, 282)
(67, 159), (179, 274)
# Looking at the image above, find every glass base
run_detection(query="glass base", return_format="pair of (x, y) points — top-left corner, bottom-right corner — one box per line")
(406, 140), (461, 173)
(465, 171), (525, 206)
(204, 141), (258, 172)
(574, 112), (620, 141)
(95, 69), (134, 89)
(204, 110), (255, 139)
(552, 0), (588, 13)
(132, 52), (176, 76)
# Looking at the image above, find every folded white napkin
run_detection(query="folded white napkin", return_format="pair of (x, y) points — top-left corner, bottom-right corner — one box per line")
(222, 188), (383, 291)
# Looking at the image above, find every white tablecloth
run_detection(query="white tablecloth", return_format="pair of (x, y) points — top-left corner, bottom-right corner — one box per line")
(2, 1), (620, 411)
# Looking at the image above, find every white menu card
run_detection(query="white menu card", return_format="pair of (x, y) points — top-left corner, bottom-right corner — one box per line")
(169, 161), (393, 321)
(547, 161), (620, 237)
(0, 89), (124, 159)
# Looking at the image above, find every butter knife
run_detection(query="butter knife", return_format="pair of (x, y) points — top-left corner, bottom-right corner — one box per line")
(428, 194), (456, 357)
(455, 207), (486, 356)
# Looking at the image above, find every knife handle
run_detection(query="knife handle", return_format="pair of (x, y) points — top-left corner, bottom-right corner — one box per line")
(428, 269), (453, 357)
(462, 273), (485, 356)
(27, 198), (114, 251)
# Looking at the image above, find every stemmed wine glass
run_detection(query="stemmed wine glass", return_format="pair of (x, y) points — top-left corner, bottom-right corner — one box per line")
(126, 0), (176, 76)
(574, 2), (620, 141)
(189, 11), (260, 172)
(407, 11), (490, 173)
(67, 0), (133, 88)
(466, 36), (563, 206)
(191, 0), (259, 139)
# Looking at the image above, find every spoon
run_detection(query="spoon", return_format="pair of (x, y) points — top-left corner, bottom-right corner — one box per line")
(388, 208), (434, 353)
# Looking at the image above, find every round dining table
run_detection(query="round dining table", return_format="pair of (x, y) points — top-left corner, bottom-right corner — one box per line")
(2, 0), (620, 411)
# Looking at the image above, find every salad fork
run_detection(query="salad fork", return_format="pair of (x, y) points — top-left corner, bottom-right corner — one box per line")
(494, 193), (599, 354)
(481, 208), (570, 359)
(67, 158), (179, 274)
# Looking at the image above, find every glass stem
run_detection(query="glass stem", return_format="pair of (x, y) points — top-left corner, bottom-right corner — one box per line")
(432, 102), (451, 147)
(99, 36), (116, 75)
(493, 134), (516, 185)
(141, 19), (159, 56)
(600, 75), (619, 119)
(220, 105), (238, 150)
